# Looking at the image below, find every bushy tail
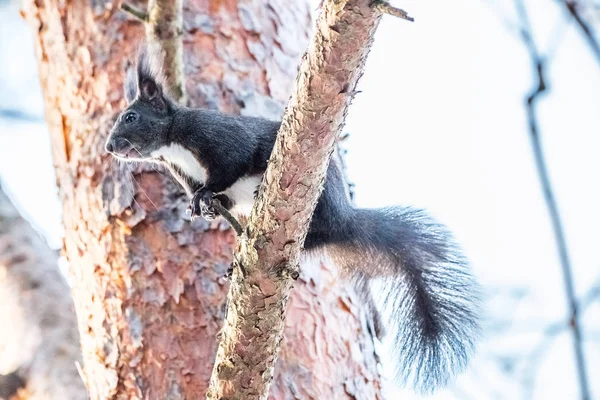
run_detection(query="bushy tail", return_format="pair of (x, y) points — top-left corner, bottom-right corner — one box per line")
(326, 206), (480, 393)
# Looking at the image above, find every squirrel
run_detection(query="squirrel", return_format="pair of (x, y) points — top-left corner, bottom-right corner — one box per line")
(105, 45), (481, 393)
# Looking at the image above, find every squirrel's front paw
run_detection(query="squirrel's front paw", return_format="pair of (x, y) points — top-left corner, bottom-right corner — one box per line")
(189, 187), (216, 221)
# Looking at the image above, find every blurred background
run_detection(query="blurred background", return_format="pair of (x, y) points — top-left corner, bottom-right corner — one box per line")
(0, 0), (598, 398)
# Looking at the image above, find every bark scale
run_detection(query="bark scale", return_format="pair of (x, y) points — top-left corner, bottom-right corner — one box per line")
(22, 0), (382, 398)
(207, 1), (384, 399)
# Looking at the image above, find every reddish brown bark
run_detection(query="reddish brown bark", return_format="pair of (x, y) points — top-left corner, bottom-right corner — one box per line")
(207, 1), (384, 399)
(22, 0), (382, 399)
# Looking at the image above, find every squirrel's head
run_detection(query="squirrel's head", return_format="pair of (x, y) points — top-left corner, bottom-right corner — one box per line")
(105, 45), (175, 161)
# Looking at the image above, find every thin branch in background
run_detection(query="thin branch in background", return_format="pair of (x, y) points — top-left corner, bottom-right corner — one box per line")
(120, 3), (148, 22)
(546, 17), (570, 60)
(520, 320), (566, 399)
(562, 0), (600, 66)
(516, 279), (600, 399)
(579, 277), (600, 310)
(514, 0), (592, 398)
(484, 284), (600, 399)
(523, 49), (592, 400)
(0, 108), (44, 123)
(517, 282), (600, 397)
(482, 0), (523, 34)
(487, 282), (600, 337)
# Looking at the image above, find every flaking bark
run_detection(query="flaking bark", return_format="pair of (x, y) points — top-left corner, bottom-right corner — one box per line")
(207, 1), (384, 399)
(23, 0), (382, 398)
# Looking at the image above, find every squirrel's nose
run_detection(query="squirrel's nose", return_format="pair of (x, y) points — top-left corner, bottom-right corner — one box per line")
(105, 140), (114, 153)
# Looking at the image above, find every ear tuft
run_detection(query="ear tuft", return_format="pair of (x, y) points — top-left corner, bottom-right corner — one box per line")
(124, 65), (137, 104)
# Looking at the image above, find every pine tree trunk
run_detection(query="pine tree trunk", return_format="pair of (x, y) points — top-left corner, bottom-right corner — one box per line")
(22, 0), (382, 398)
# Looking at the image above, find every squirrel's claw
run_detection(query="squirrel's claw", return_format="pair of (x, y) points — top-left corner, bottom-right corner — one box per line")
(190, 188), (217, 221)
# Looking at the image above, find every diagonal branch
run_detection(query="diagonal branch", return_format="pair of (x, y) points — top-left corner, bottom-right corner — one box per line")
(212, 198), (243, 236)
(562, 0), (600, 66)
(205, 0), (391, 399)
(523, 37), (592, 400)
(373, 0), (414, 21)
(120, 3), (148, 22)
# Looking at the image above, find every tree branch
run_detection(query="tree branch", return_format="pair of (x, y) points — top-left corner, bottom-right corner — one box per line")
(205, 1), (385, 398)
(0, 185), (86, 400)
(0, 108), (44, 123)
(120, 3), (148, 22)
(514, 0), (592, 398)
(373, 0), (414, 22)
(562, 0), (600, 66)
(212, 198), (243, 236)
(522, 37), (592, 400)
(145, 0), (186, 103)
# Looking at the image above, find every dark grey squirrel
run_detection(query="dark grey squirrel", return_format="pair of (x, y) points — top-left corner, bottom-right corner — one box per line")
(105, 45), (480, 393)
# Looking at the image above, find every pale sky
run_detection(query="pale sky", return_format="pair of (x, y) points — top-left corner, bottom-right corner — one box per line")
(1, 0), (599, 398)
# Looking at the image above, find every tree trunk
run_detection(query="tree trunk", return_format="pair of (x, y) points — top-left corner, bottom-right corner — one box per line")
(22, 0), (382, 399)
(0, 185), (86, 400)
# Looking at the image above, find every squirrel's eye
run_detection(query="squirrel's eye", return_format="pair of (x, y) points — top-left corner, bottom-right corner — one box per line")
(124, 112), (138, 124)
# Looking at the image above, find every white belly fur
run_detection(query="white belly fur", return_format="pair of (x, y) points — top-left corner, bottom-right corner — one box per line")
(151, 143), (261, 216)
(224, 175), (262, 217)
(151, 143), (208, 184)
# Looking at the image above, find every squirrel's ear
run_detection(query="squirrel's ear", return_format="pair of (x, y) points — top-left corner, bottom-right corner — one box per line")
(124, 66), (137, 104)
(139, 77), (166, 111)
(136, 43), (168, 112)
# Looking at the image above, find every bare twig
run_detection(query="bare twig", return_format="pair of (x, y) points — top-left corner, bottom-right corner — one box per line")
(120, 3), (148, 22)
(212, 198), (243, 236)
(487, 286), (600, 399)
(524, 48), (592, 400)
(518, 278), (600, 399)
(518, 284), (600, 398)
(514, 0), (591, 398)
(373, 0), (414, 21)
(206, 0), (384, 398)
(520, 320), (565, 398)
(0, 108), (44, 122)
(563, 0), (600, 66)
(579, 278), (600, 309)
